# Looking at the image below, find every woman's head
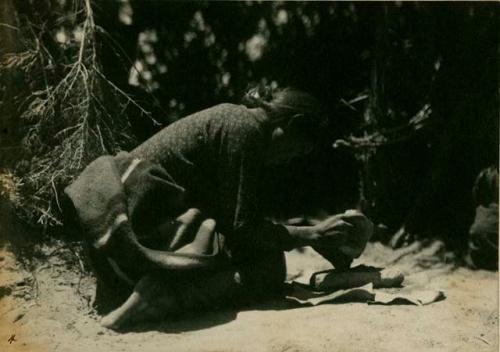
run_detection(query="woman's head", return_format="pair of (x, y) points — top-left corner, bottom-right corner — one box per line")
(242, 85), (328, 165)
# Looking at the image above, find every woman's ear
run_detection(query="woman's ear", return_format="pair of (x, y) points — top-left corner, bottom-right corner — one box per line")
(271, 126), (285, 140)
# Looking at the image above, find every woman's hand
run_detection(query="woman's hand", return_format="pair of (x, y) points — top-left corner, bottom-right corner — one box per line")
(313, 213), (354, 243)
(313, 210), (373, 258)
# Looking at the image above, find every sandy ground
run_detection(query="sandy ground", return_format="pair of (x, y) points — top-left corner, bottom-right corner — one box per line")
(0, 235), (498, 352)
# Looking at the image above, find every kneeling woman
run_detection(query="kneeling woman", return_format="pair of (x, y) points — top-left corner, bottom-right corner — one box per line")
(64, 86), (373, 330)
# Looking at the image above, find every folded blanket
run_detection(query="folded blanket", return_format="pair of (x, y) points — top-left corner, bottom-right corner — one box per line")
(64, 151), (186, 245)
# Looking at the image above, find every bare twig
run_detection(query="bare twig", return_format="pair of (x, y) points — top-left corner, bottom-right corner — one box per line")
(94, 68), (158, 124)
(0, 22), (19, 31)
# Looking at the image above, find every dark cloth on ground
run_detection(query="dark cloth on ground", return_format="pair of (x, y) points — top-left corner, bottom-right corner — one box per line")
(286, 265), (445, 307)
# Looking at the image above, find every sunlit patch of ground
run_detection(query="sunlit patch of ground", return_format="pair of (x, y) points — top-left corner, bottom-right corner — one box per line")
(0, 238), (497, 352)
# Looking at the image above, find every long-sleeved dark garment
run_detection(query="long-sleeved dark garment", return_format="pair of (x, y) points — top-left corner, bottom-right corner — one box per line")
(131, 103), (295, 259)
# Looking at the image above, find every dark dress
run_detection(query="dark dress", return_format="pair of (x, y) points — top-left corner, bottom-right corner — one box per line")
(131, 103), (294, 254)
(130, 103), (292, 296)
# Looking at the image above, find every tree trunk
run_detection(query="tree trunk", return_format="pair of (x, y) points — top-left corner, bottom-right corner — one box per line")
(0, 0), (23, 168)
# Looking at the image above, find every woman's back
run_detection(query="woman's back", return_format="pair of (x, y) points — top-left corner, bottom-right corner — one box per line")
(131, 103), (270, 234)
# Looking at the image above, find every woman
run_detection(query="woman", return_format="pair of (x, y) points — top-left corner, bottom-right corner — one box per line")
(65, 86), (373, 330)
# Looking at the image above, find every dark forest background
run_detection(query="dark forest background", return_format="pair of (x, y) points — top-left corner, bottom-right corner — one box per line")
(0, 1), (498, 252)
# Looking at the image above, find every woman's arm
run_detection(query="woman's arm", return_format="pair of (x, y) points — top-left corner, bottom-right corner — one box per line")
(283, 225), (319, 247)
(283, 219), (350, 249)
(284, 211), (373, 255)
(212, 110), (372, 256)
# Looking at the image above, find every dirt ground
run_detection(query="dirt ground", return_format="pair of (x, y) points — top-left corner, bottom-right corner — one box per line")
(0, 233), (498, 352)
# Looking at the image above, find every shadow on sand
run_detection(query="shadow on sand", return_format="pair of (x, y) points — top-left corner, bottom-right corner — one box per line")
(116, 296), (296, 334)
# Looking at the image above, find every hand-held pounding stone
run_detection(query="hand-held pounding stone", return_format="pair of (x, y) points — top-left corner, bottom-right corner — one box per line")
(338, 209), (374, 258)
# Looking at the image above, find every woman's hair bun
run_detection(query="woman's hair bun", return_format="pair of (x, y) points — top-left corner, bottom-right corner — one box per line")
(241, 84), (274, 108)
(242, 84), (328, 138)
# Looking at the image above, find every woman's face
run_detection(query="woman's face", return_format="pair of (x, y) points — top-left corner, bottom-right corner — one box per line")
(264, 125), (315, 166)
